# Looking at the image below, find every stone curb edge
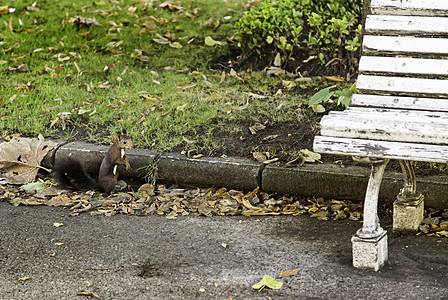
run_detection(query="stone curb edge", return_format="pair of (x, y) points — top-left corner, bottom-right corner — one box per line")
(41, 141), (448, 208)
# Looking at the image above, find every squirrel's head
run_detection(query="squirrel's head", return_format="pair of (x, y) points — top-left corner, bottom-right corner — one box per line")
(115, 130), (133, 150)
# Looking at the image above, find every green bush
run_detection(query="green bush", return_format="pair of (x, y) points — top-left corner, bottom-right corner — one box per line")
(234, 0), (362, 75)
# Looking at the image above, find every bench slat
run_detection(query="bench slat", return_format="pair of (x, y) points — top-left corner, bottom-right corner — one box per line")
(320, 111), (448, 144)
(350, 94), (448, 112)
(314, 136), (448, 163)
(357, 75), (448, 97)
(363, 35), (448, 56)
(371, 0), (448, 17)
(341, 107), (448, 123)
(366, 15), (448, 35)
(359, 56), (448, 77)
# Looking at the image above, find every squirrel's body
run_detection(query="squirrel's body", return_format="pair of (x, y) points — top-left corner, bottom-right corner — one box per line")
(53, 132), (133, 194)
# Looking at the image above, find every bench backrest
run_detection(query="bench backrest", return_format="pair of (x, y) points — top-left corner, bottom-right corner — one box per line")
(313, 0), (448, 163)
(352, 0), (448, 112)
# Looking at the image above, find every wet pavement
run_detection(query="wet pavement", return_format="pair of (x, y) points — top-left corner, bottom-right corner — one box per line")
(1, 202), (447, 299)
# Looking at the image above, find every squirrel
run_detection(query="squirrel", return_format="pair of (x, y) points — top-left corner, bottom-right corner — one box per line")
(52, 131), (133, 194)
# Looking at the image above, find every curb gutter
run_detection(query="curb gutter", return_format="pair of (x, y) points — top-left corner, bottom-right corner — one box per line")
(41, 141), (448, 208)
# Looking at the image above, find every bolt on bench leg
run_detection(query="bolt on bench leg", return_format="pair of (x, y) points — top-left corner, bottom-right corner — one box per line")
(393, 160), (424, 232)
(352, 159), (389, 271)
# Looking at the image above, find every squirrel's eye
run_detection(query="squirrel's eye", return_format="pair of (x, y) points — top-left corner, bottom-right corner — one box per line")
(123, 141), (127, 144)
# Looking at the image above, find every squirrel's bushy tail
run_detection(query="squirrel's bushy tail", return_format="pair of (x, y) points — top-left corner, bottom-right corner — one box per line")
(52, 157), (98, 190)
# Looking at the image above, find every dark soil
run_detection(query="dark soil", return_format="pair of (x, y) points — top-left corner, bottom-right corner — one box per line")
(177, 117), (317, 162)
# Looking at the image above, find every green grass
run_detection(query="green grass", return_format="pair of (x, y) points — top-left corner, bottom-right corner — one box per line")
(0, 0), (324, 157)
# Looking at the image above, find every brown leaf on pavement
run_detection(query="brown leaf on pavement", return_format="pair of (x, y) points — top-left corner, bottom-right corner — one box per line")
(277, 269), (298, 278)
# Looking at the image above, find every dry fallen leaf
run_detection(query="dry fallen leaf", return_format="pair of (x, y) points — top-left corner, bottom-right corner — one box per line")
(436, 230), (448, 237)
(8, 64), (29, 72)
(275, 89), (283, 98)
(69, 16), (102, 27)
(312, 104), (326, 113)
(252, 152), (268, 163)
(322, 75), (346, 82)
(176, 103), (188, 111)
(0, 136), (56, 184)
(300, 149), (322, 163)
(277, 268), (298, 278)
(159, 1), (183, 11)
(274, 52), (282, 67)
(169, 41), (182, 48)
(310, 211), (330, 220)
(156, 112), (169, 121)
(45, 196), (76, 207)
(249, 123), (266, 135)
(205, 36), (226, 47)
(77, 291), (100, 299)
(173, 83), (197, 90)
(18, 277), (31, 282)
(0, 6), (10, 15)
(282, 80), (297, 89)
(229, 68), (245, 83)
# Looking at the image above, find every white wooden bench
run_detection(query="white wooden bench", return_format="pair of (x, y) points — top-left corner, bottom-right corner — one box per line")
(314, 0), (448, 270)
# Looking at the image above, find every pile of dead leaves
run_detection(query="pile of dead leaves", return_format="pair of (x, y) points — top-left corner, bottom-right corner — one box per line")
(1, 182), (447, 238)
(0, 182), (363, 220)
(419, 209), (448, 238)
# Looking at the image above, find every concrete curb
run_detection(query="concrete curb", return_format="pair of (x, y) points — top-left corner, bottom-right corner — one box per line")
(42, 141), (448, 208)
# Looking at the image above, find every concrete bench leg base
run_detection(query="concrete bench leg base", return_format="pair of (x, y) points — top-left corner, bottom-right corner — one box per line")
(393, 197), (424, 232)
(394, 160), (424, 232)
(351, 159), (389, 271)
(352, 231), (388, 271)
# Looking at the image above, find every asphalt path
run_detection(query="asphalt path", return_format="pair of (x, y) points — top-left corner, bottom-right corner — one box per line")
(1, 202), (447, 299)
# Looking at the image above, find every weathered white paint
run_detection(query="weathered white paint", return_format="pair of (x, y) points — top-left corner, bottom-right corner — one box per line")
(313, 136), (448, 163)
(350, 94), (448, 112)
(320, 111), (448, 145)
(366, 15), (448, 35)
(357, 74), (448, 97)
(359, 56), (448, 77)
(363, 35), (448, 56)
(372, 0), (448, 16)
(338, 107), (448, 124)
(358, 160), (389, 238)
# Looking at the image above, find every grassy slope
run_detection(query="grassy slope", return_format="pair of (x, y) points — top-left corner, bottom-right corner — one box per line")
(0, 0), (320, 158)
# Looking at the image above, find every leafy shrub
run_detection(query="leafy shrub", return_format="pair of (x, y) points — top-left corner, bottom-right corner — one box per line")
(234, 0), (362, 76)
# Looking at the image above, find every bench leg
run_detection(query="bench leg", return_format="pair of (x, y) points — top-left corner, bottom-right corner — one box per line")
(352, 159), (389, 271)
(393, 160), (424, 232)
